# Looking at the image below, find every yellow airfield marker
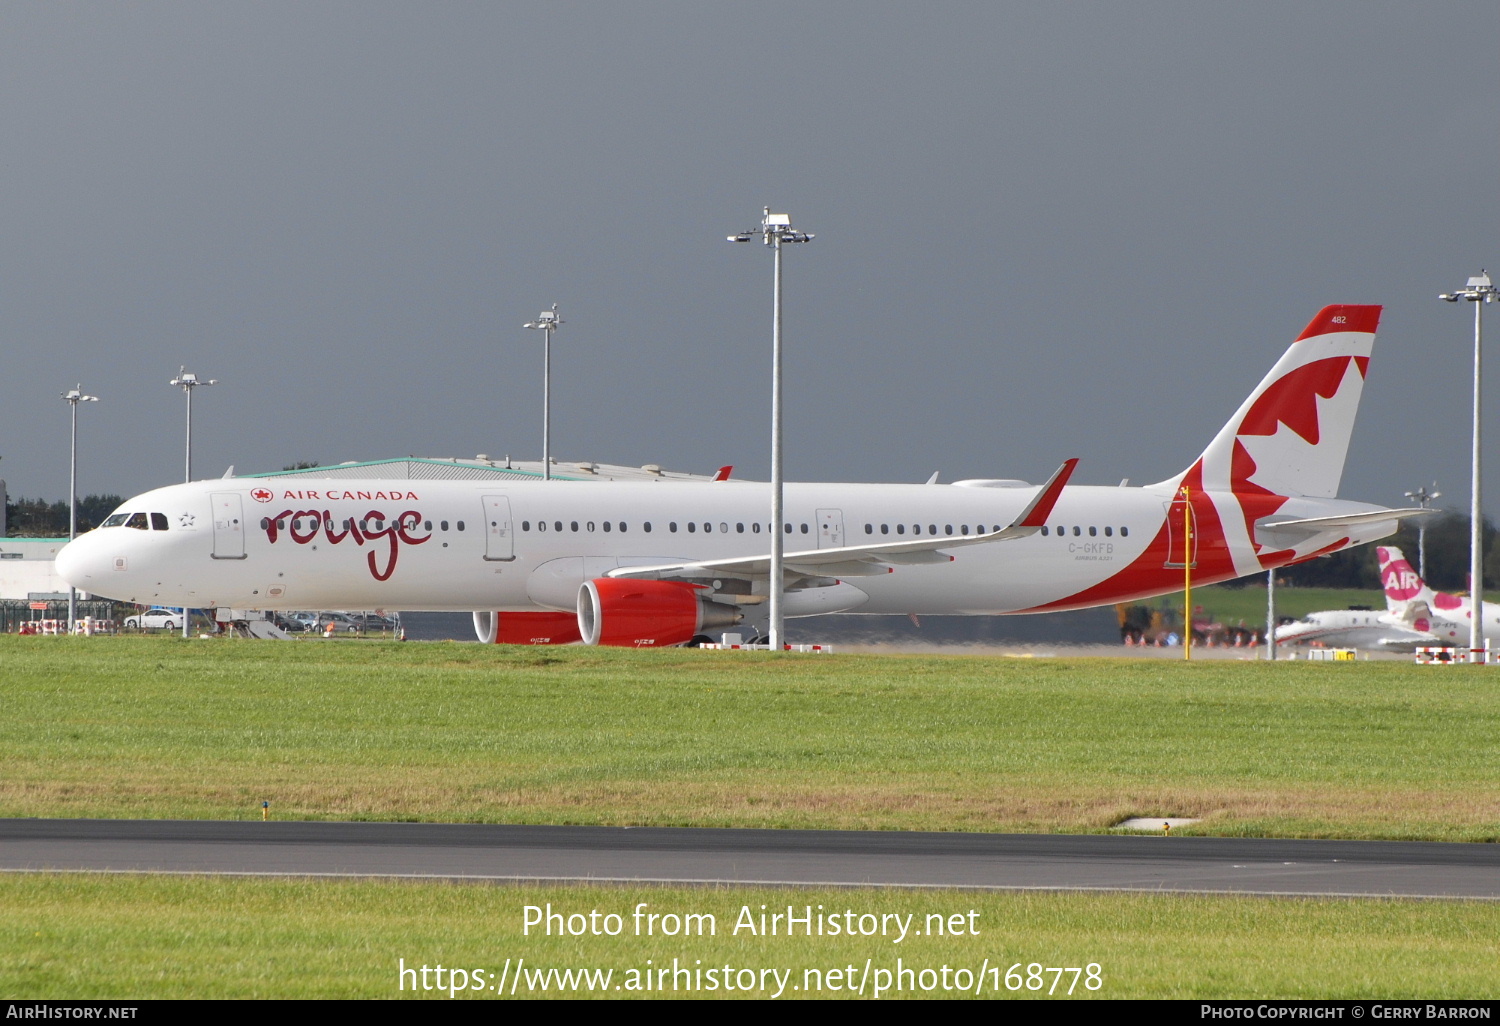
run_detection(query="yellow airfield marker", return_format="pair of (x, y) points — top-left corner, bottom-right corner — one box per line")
(1182, 486), (1193, 662)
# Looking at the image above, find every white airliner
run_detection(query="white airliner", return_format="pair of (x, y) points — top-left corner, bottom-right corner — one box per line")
(58, 305), (1426, 647)
(1277, 545), (1500, 650)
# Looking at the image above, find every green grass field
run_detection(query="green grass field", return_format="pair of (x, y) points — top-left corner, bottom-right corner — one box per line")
(4, 875), (1497, 999)
(1163, 584), (1500, 627)
(6, 635), (1500, 1000)
(2, 635), (1498, 839)
(1167, 584), (1387, 624)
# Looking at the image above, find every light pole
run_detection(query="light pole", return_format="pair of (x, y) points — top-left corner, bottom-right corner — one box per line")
(170, 368), (218, 484)
(729, 208), (814, 651)
(1440, 271), (1499, 663)
(170, 368), (217, 637)
(1266, 567), (1276, 661)
(1403, 483), (1441, 581)
(61, 385), (99, 634)
(523, 305), (561, 481)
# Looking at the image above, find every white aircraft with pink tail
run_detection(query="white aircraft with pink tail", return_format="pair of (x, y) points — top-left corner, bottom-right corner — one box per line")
(1275, 546), (1500, 651)
(59, 305), (1429, 646)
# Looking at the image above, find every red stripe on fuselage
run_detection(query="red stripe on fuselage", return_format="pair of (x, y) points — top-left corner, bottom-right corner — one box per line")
(1025, 462), (1238, 612)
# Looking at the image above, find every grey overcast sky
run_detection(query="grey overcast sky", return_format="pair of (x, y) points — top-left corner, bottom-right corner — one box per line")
(2, 2), (1497, 515)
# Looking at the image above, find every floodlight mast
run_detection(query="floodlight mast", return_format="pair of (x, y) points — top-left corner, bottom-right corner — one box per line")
(169, 368), (217, 637)
(523, 305), (562, 481)
(1402, 483), (1441, 580)
(169, 368), (218, 484)
(729, 208), (814, 651)
(60, 385), (99, 633)
(1439, 271), (1498, 663)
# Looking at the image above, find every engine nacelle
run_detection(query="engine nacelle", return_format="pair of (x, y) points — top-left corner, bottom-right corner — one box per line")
(472, 610), (583, 645)
(577, 578), (741, 647)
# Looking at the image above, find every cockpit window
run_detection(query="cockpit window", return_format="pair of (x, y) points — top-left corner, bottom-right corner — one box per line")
(150, 513), (169, 531)
(124, 513), (149, 530)
(101, 513), (129, 528)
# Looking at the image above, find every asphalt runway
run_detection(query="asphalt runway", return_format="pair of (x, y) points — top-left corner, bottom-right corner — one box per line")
(2, 819), (1496, 898)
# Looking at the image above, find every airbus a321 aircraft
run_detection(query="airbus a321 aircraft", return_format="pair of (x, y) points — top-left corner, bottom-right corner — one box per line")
(59, 305), (1425, 647)
(1276, 545), (1500, 650)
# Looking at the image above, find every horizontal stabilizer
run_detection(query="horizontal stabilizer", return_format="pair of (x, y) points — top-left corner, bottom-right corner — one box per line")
(1264, 508), (1429, 531)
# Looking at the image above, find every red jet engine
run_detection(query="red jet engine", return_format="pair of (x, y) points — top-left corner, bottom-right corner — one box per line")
(472, 610), (583, 645)
(578, 578), (740, 647)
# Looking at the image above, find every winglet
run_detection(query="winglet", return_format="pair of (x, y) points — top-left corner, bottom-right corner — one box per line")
(712, 465), (733, 482)
(1015, 458), (1078, 528)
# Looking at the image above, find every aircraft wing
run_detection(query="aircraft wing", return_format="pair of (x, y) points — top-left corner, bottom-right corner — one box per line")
(607, 459), (1078, 582)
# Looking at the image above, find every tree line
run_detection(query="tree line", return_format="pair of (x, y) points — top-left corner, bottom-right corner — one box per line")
(5, 496), (125, 537)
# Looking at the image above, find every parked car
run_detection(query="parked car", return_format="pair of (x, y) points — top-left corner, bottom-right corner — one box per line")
(316, 612), (363, 633)
(265, 612), (305, 633)
(288, 612), (320, 631)
(348, 612), (398, 633)
(123, 609), (180, 630)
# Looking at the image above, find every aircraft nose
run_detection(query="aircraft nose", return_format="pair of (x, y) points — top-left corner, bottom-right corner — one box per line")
(56, 533), (107, 590)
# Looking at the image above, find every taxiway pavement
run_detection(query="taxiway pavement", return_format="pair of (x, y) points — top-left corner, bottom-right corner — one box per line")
(1, 819), (1495, 898)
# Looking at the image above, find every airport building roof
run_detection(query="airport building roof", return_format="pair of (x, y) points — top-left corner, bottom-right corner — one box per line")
(243, 457), (719, 483)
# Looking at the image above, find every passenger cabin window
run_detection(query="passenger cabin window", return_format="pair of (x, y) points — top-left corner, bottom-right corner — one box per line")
(1041, 526), (1049, 536)
(456, 521), (465, 531)
(1072, 526), (1081, 536)
(125, 513), (148, 530)
(1089, 526), (1097, 536)
(1120, 526), (1129, 537)
(150, 513), (169, 531)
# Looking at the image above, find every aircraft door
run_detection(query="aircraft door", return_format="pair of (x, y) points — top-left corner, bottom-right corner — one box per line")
(482, 495), (515, 562)
(817, 509), (845, 549)
(1163, 495), (1198, 568)
(211, 492), (247, 560)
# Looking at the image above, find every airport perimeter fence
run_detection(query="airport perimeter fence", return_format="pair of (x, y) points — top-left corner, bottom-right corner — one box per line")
(0, 599), (115, 633)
